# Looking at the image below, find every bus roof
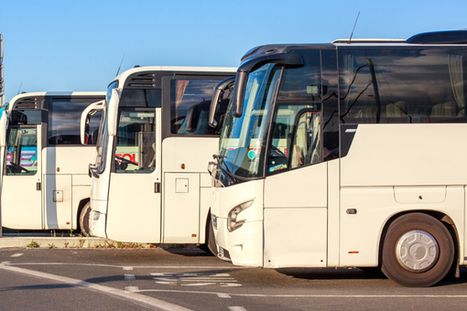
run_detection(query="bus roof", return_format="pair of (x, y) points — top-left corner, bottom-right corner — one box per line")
(241, 30), (467, 62)
(110, 66), (237, 87)
(7, 91), (106, 111)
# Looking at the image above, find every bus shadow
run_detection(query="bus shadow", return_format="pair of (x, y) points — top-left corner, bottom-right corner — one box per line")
(160, 245), (215, 257)
(275, 266), (467, 286)
(275, 267), (386, 281)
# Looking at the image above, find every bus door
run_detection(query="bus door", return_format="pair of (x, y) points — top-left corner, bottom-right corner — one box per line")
(264, 107), (328, 268)
(105, 108), (162, 243)
(2, 110), (43, 229)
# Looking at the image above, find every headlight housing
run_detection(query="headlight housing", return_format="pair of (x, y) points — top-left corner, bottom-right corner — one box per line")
(92, 210), (101, 221)
(227, 200), (253, 232)
(211, 214), (218, 230)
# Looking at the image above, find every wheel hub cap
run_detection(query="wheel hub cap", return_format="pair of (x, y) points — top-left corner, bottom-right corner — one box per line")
(396, 230), (439, 272)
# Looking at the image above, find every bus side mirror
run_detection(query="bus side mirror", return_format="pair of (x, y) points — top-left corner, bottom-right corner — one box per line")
(0, 110), (8, 147)
(209, 76), (235, 127)
(231, 52), (304, 118)
(80, 100), (104, 145)
(107, 88), (122, 137)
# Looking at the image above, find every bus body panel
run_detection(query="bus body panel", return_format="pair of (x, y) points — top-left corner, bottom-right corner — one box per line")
(44, 174), (72, 229)
(161, 137), (220, 173)
(42, 146), (95, 229)
(340, 186), (465, 266)
(163, 172), (200, 243)
(106, 171), (162, 243)
(212, 179), (264, 265)
(327, 159), (341, 267)
(263, 163), (328, 268)
(44, 146), (97, 175)
(161, 137), (220, 243)
(341, 124), (467, 187)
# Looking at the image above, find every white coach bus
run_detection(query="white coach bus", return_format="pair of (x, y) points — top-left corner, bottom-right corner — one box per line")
(0, 92), (105, 234)
(83, 66), (235, 251)
(209, 30), (467, 286)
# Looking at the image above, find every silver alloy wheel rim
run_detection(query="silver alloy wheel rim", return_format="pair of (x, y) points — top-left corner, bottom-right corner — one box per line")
(395, 230), (439, 272)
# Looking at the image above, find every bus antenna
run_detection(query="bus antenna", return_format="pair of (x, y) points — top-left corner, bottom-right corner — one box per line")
(16, 81), (23, 95)
(348, 11), (361, 44)
(116, 53), (126, 76)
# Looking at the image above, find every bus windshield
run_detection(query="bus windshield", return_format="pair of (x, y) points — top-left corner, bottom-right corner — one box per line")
(218, 63), (282, 181)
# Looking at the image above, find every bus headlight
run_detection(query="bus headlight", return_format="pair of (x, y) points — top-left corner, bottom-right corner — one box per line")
(227, 200), (253, 232)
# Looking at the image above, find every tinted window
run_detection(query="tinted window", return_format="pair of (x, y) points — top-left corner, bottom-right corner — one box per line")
(120, 89), (161, 107)
(170, 79), (224, 135)
(339, 48), (467, 124)
(47, 99), (102, 145)
(10, 110), (43, 125)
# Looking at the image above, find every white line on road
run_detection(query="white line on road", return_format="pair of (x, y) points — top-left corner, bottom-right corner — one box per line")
(228, 307), (247, 311)
(125, 286), (139, 293)
(136, 288), (467, 299)
(0, 263), (192, 311)
(217, 293), (231, 298)
(180, 278), (237, 282)
(10, 253), (24, 258)
(13, 262), (239, 270)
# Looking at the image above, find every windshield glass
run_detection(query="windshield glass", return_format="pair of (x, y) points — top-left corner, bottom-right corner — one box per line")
(218, 63), (282, 180)
(96, 80), (118, 174)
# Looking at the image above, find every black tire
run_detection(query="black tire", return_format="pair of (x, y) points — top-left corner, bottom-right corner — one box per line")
(198, 214), (217, 256)
(79, 201), (92, 236)
(381, 213), (454, 287)
(206, 216), (218, 256)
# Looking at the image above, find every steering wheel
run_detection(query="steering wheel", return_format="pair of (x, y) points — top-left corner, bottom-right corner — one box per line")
(115, 155), (138, 166)
(7, 162), (30, 173)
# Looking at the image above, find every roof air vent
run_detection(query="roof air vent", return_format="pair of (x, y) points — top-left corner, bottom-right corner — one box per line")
(406, 30), (467, 44)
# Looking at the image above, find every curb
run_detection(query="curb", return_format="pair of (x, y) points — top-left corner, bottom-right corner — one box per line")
(0, 236), (108, 249)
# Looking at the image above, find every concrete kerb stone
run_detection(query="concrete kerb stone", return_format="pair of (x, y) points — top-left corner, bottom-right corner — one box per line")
(0, 237), (108, 249)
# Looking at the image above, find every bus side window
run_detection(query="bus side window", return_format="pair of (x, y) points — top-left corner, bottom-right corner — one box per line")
(291, 111), (321, 168)
(6, 127), (38, 175)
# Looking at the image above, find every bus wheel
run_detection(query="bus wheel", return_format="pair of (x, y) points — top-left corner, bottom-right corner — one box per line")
(79, 202), (92, 237)
(198, 215), (217, 256)
(206, 216), (218, 256)
(381, 213), (454, 287)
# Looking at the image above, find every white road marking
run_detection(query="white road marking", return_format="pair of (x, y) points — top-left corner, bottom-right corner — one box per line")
(123, 266), (133, 271)
(125, 286), (139, 293)
(14, 263), (239, 270)
(0, 263), (192, 311)
(217, 293), (231, 298)
(10, 253), (24, 258)
(228, 307), (247, 311)
(220, 283), (242, 287)
(155, 281), (177, 285)
(180, 278), (236, 281)
(137, 288), (467, 299)
(151, 272), (241, 288)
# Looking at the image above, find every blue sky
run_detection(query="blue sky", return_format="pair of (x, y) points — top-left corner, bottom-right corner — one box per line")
(1, 0), (466, 103)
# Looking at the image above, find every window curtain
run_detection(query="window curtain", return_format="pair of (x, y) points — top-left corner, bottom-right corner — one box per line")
(448, 54), (465, 115)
